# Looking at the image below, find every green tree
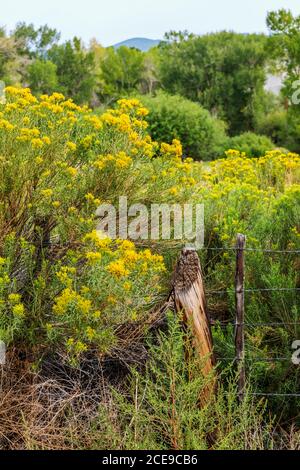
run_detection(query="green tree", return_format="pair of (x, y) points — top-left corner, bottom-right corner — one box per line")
(99, 46), (145, 101)
(140, 47), (160, 94)
(48, 37), (96, 104)
(267, 9), (300, 151)
(158, 31), (268, 135)
(13, 22), (60, 58)
(26, 59), (58, 95)
(267, 9), (300, 79)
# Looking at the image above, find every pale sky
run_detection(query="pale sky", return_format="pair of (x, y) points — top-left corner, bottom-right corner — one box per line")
(1, 0), (300, 46)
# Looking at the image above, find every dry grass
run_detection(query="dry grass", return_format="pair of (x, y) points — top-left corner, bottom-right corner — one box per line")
(0, 308), (167, 450)
(1, 307), (300, 450)
(1, 350), (300, 450)
(0, 350), (108, 449)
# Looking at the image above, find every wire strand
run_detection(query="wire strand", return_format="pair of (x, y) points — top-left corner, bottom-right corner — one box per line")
(207, 288), (300, 295)
(250, 392), (300, 397)
(210, 321), (300, 327)
(37, 241), (300, 254)
(217, 357), (295, 362)
(202, 247), (300, 254)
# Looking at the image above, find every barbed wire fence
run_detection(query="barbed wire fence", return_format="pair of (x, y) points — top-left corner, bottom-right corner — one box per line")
(200, 234), (300, 401)
(11, 233), (300, 400)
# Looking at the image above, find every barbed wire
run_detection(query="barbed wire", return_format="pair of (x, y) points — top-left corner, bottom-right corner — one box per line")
(26, 239), (300, 254)
(217, 357), (295, 362)
(250, 392), (300, 397)
(222, 391), (300, 397)
(206, 288), (300, 296)
(202, 247), (300, 254)
(202, 242), (300, 400)
(209, 321), (300, 327)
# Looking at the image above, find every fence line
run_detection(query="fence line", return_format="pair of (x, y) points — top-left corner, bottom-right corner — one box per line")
(17, 236), (300, 400)
(222, 392), (300, 397)
(250, 393), (300, 397)
(206, 288), (300, 295)
(36, 239), (300, 254)
(198, 233), (300, 402)
(218, 357), (294, 362)
(203, 247), (300, 254)
(210, 321), (300, 327)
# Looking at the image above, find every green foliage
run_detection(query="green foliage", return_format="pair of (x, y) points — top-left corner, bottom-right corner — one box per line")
(158, 31), (268, 134)
(255, 109), (288, 147)
(99, 46), (145, 101)
(139, 91), (227, 160)
(89, 314), (273, 450)
(267, 9), (300, 152)
(0, 23), (96, 104)
(223, 132), (275, 157)
(140, 47), (160, 94)
(13, 22), (60, 58)
(0, 16), (297, 157)
(27, 59), (58, 95)
(48, 38), (96, 104)
(0, 237), (29, 344)
(267, 9), (300, 80)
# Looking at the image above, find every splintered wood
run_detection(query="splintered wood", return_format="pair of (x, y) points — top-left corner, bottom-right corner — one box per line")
(173, 247), (215, 401)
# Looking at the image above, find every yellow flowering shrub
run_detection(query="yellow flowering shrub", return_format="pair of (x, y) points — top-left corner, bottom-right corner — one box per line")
(0, 87), (193, 247)
(45, 234), (166, 362)
(1, 86), (300, 367)
(0, 244), (27, 343)
(0, 87), (183, 362)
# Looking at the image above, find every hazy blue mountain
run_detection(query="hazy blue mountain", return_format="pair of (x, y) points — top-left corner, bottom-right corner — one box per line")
(113, 37), (161, 51)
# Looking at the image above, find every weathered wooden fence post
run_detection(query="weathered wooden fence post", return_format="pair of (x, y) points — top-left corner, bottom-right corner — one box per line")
(235, 234), (246, 403)
(173, 247), (215, 403)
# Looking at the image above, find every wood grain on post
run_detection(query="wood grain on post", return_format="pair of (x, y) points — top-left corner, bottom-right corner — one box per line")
(235, 234), (246, 403)
(173, 247), (215, 402)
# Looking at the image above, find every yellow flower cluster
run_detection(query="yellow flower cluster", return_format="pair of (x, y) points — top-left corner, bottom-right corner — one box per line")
(107, 259), (130, 278)
(160, 139), (183, 159)
(53, 287), (92, 316)
(187, 149), (300, 246)
(86, 251), (102, 264)
(7, 293), (25, 317)
(0, 118), (15, 131)
(56, 266), (76, 287)
(93, 151), (133, 171)
(82, 233), (166, 281)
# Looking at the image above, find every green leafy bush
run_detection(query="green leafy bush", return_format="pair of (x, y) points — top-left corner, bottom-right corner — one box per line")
(138, 91), (228, 161)
(223, 132), (275, 157)
(27, 59), (58, 96)
(255, 110), (289, 148)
